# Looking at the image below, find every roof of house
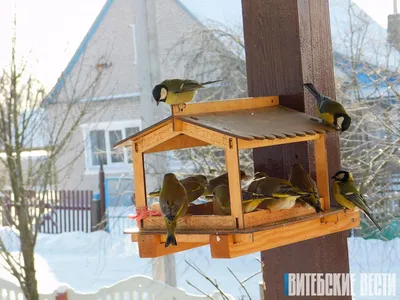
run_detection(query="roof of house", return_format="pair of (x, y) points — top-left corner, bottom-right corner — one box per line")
(114, 97), (335, 150)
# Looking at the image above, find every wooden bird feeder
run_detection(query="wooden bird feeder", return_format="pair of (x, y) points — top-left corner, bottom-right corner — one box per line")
(114, 96), (360, 259)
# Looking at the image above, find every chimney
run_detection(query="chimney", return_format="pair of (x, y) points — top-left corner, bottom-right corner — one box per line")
(388, 0), (400, 51)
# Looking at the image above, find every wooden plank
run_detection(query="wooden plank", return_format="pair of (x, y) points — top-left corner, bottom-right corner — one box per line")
(244, 202), (316, 228)
(130, 232), (254, 244)
(133, 149), (147, 218)
(113, 117), (172, 149)
(137, 234), (207, 258)
(142, 215), (236, 230)
(314, 134), (331, 210)
(224, 138), (244, 228)
(238, 134), (320, 149)
(144, 134), (209, 154)
(67, 190), (71, 232)
(181, 121), (230, 148)
(72, 190), (76, 231)
(136, 122), (180, 153)
(210, 210), (360, 258)
(171, 96), (279, 116)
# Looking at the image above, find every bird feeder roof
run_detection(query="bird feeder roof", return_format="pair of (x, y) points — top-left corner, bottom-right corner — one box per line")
(113, 96), (335, 152)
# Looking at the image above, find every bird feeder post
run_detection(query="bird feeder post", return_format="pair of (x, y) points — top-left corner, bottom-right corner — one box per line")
(224, 137), (244, 228)
(241, 0), (352, 298)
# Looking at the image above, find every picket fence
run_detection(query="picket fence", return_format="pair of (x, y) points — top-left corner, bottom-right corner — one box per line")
(0, 276), (235, 300)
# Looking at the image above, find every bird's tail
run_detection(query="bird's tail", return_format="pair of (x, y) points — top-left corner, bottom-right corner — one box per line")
(201, 80), (222, 86)
(364, 211), (382, 231)
(303, 83), (322, 104)
(164, 219), (178, 247)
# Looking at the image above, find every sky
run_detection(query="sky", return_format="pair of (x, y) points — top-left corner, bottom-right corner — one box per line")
(0, 0), (395, 92)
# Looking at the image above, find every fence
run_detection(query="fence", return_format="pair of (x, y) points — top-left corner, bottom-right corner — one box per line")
(0, 276), (235, 300)
(1, 190), (93, 234)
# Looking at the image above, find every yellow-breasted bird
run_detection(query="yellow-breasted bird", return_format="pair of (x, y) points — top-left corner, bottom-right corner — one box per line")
(289, 163), (323, 213)
(247, 172), (269, 192)
(204, 170), (249, 196)
(213, 184), (273, 215)
(304, 83), (351, 133)
(148, 174), (207, 203)
(159, 173), (189, 247)
(332, 170), (381, 231)
(152, 79), (221, 108)
(254, 175), (310, 210)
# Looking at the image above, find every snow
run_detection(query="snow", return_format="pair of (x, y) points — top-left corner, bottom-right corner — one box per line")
(0, 226), (399, 299)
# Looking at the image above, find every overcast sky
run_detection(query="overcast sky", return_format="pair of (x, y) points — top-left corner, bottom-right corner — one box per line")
(0, 0), (394, 91)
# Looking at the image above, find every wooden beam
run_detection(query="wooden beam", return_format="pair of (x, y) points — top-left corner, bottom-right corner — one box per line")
(181, 121), (230, 148)
(238, 134), (320, 149)
(171, 96), (279, 116)
(142, 215), (236, 230)
(136, 122), (179, 153)
(241, 0), (350, 298)
(314, 135), (331, 210)
(144, 134), (209, 153)
(210, 210), (360, 259)
(132, 148), (146, 224)
(137, 234), (207, 258)
(224, 138), (245, 228)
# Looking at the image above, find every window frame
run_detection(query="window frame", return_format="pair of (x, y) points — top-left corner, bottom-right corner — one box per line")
(81, 119), (141, 174)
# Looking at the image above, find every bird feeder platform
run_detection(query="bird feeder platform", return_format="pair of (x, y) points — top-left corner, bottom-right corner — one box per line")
(114, 95), (360, 259)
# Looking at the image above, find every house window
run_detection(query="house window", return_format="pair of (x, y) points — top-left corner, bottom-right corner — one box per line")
(82, 120), (140, 173)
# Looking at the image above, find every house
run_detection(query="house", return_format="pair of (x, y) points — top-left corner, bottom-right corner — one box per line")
(46, 0), (399, 201)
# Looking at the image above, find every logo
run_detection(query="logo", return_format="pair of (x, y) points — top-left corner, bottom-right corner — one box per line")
(284, 273), (396, 297)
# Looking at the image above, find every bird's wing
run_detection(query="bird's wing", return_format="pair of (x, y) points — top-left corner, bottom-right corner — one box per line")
(183, 181), (205, 202)
(340, 183), (371, 213)
(168, 79), (204, 93)
(319, 97), (347, 115)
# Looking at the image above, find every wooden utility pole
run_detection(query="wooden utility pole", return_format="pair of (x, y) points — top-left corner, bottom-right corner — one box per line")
(241, 0), (351, 299)
(133, 0), (176, 287)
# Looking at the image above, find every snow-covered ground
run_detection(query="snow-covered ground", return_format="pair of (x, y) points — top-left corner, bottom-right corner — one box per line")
(0, 226), (399, 300)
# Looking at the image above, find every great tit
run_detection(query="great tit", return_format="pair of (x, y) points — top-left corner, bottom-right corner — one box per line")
(289, 163), (323, 213)
(303, 83), (351, 133)
(152, 79), (221, 108)
(332, 170), (381, 231)
(159, 173), (189, 247)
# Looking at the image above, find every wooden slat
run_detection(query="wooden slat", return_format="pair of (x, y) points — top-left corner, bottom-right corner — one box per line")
(137, 234), (207, 258)
(210, 210), (360, 258)
(225, 138), (244, 228)
(67, 191), (71, 232)
(244, 202), (317, 228)
(86, 191), (90, 233)
(144, 134), (209, 153)
(314, 135), (331, 210)
(62, 191), (67, 233)
(142, 215), (236, 230)
(238, 134), (320, 149)
(136, 122), (180, 153)
(72, 190), (76, 231)
(171, 96), (279, 116)
(180, 121), (230, 148)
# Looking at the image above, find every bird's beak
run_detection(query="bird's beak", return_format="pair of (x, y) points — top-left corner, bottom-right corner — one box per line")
(156, 101), (160, 106)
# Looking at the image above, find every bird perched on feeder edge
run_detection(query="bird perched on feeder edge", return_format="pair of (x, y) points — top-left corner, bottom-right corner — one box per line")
(159, 173), (189, 247)
(289, 163), (323, 213)
(152, 79), (222, 111)
(213, 184), (273, 215)
(303, 83), (351, 133)
(331, 170), (381, 231)
(250, 173), (311, 210)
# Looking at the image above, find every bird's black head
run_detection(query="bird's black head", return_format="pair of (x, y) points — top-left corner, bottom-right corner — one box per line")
(335, 114), (351, 133)
(152, 84), (168, 106)
(331, 170), (349, 183)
